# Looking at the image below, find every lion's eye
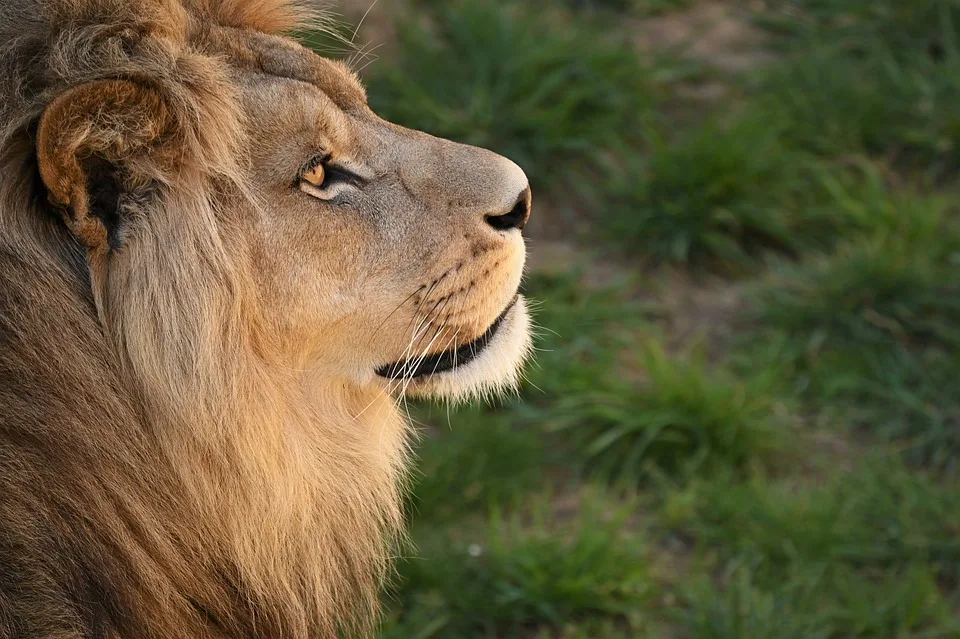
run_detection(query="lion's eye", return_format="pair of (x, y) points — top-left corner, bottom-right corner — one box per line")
(301, 160), (326, 188)
(298, 156), (365, 197)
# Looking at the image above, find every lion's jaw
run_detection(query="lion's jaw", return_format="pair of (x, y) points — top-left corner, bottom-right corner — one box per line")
(375, 295), (534, 401)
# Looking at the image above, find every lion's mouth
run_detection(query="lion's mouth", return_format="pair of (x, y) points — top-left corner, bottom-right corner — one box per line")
(376, 297), (519, 381)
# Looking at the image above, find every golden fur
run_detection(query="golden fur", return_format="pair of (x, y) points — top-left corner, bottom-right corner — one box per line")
(0, 1), (532, 636)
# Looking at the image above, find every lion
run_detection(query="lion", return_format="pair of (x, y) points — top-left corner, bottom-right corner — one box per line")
(0, 0), (533, 636)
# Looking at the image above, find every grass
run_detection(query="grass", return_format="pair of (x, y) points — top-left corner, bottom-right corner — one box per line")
(407, 410), (552, 522)
(753, 0), (960, 176)
(562, 0), (695, 17)
(605, 113), (853, 267)
(678, 561), (957, 639)
(669, 461), (960, 577)
(363, 0), (656, 192)
(758, 0), (960, 57)
(599, 0), (960, 267)
(741, 186), (960, 470)
(755, 190), (960, 353)
(753, 44), (960, 175)
(298, 0), (960, 635)
(548, 341), (786, 482)
(665, 461), (960, 638)
(512, 274), (784, 481)
(383, 494), (651, 638)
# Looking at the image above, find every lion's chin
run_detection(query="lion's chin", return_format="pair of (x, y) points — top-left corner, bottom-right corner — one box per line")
(396, 296), (533, 402)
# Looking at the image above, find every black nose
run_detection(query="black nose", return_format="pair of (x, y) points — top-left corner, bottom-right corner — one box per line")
(485, 187), (532, 232)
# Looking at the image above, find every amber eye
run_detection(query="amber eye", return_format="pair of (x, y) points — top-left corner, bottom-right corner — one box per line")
(301, 160), (326, 188)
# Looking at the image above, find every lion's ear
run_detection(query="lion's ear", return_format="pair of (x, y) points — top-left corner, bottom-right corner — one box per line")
(36, 80), (172, 252)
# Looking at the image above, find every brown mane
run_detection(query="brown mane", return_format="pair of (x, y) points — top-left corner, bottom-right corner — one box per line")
(197, 0), (323, 33)
(0, 1), (407, 637)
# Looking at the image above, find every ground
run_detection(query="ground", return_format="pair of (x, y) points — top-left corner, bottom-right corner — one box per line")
(314, 1), (960, 637)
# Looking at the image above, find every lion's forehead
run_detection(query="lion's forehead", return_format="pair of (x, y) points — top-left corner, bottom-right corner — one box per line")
(200, 27), (369, 114)
(236, 73), (366, 170)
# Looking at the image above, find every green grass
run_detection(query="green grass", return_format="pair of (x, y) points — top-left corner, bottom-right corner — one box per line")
(519, 271), (646, 396)
(514, 274), (784, 481)
(741, 187), (960, 470)
(562, 0), (694, 17)
(383, 494), (651, 638)
(663, 460), (960, 638)
(751, 0), (960, 176)
(669, 461), (960, 576)
(548, 341), (786, 482)
(756, 192), (960, 353)
(753, 45), (960, 175)
(678, 561), (956, 639)
(605, 113), (857, 267)
(407, 410), (552, 522)
(758, 0), (960, 57)
(364, 0), (656, 191)
(596, 0), (960, 268)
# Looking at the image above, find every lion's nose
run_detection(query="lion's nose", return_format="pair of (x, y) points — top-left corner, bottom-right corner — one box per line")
(485, 186), (532, 232)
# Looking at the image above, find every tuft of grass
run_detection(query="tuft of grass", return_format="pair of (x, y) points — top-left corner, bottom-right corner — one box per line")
(756, 46), (960, 174)
(678, 568), (832, 639)
(563, 0), (695, 17)
(549, 341), (786, 482)
(677, 561), (956, 639)
(665, 459), (960, 638)
(606, 113), (827, 267)
(751, 0), (960, 175)
(383, 495), (651, 638)
(407, 410), (551, 523)
(513, 273), (784, 482)
(758, 0), (960, 58)
(757, 196), (960, 352)
(603, 118), (926, 268)
(671, 461), (960, 577)
(745, 189), (960, 468)
(364, 0), (655, 191)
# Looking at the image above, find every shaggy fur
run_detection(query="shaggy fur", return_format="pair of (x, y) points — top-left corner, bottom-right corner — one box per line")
(0, 0), (532, 637)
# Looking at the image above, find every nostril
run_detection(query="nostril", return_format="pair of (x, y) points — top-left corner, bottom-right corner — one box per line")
(485, 187), (532, 232)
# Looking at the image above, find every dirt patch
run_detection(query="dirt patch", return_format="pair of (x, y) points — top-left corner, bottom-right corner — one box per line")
(525, 238), (647, 295)
(525, 240), (587, 275)
(522, 192), (644, 291)
(652, 270), (746, 358)
(632, 2), (774, 73)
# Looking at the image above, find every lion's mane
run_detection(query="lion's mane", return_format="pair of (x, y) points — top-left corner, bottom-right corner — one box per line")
(0, 2), (407, 637)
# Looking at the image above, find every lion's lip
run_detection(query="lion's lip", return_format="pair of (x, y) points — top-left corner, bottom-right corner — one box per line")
(376, 296), (519, 381)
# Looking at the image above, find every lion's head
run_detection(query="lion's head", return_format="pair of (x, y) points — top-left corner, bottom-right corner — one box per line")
(32, 5), (532, 406)
(0, 0), (532, 635)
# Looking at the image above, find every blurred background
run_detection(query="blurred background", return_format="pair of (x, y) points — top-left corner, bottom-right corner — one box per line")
(309, 1), (960, 637)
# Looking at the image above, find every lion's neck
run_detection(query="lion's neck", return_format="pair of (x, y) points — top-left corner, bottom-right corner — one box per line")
(85, 196), (412, 635)
(138, 344), (409, 636)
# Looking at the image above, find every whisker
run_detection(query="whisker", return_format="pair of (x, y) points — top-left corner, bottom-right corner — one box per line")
(430, 327), (461, 379)
(397, 297), (453, 399)
(398, 303), (450, 394)
(398, 331), (440, 402)
(399, 311), (436, 378)
(354, 49), (384, 75)
(352, 0), (379, 44)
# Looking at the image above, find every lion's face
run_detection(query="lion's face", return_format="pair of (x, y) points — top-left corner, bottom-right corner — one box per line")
(219, 42), (532, 399)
